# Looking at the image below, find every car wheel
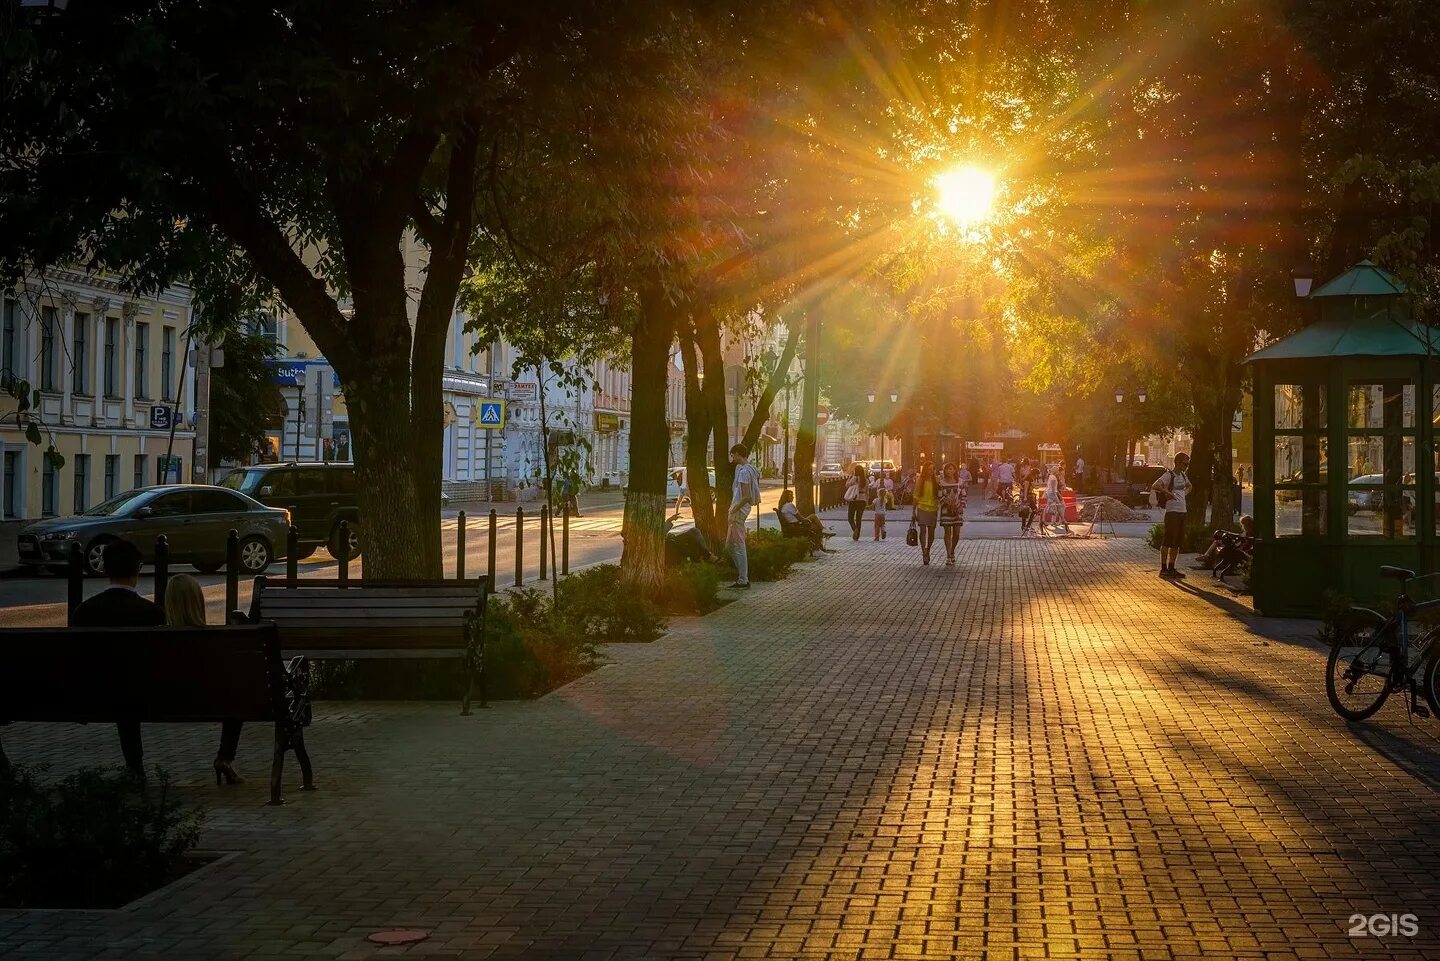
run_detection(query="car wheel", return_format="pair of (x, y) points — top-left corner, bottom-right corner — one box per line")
(192, 560), (224, 575)
(83, 537), (114, 577)
(236, 536), (272, 574)
(329, 522), (361, 560)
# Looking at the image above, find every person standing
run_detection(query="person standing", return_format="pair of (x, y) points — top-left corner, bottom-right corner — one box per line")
(1073, 454), (1086, 493)
(163, 574), (246, 785)
(911, 462), (939, 565)
(1042, 465), (1070, 533)
(70, 539), (165, 776)
(843, 463), (867, 541)
(726, 444), (760, 589)
(937, 461), (967, 565)
(1152, 451), (1191, 579)
(869, 469), (894, 540)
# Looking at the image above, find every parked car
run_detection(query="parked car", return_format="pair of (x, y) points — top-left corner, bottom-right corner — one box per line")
(867, 459), (897, 477)
(17, 485), (289, 576)
(817, 463), (845, 481)
(219, 462), (360, 560)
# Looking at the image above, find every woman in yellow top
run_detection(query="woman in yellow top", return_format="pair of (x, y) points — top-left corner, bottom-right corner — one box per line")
(911, 461), (939, 565)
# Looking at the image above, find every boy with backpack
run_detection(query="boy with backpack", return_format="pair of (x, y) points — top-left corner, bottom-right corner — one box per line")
(1152, 452), (1191, 579)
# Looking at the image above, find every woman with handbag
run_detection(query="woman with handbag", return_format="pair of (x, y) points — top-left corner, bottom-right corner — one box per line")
(910, 462), (939, 565)
(844, 463), (867, 541)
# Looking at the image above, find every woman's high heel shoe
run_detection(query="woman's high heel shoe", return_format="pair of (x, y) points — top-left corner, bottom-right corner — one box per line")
(214, 760), (244, 786)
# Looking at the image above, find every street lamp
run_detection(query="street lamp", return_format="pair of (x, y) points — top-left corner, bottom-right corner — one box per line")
(868, 388), (898, 468)
(1114, 385), (1147, 474)
(1291, 263), (1315, 299)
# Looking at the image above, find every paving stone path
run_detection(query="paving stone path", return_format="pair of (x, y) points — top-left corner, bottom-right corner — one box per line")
(3, 538), (1440, 960)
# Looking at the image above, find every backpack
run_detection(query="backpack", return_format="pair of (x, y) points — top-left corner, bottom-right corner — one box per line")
(1149, 471), (1174, 509)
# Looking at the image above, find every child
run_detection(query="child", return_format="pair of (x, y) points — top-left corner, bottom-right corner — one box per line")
(870, 471), (894, 540)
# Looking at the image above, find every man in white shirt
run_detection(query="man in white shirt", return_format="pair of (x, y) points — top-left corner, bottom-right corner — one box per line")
(1153, 452), (1191, 579)
(727, 443), (761, 589)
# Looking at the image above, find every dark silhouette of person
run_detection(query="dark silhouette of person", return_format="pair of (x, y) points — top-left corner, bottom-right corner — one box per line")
(70, 539), (164, 776)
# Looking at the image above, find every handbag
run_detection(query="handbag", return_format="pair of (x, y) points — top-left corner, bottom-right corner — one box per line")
(906, 509), (919, 547)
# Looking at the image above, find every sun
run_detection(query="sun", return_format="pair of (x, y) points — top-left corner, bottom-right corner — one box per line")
(935, 165), (997, 227)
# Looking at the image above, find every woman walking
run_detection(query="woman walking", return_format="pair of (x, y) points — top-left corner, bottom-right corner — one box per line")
(164, 574), (245, 785)
(911, 462), (939, 564)
(870, 469), (895, 540)
(843, 463), (867, 541)
(937, 461), (967, 565)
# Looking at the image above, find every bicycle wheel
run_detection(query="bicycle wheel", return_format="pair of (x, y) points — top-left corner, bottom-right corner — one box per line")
(1326, 615), (1395, 721)
(1422, 635), (1440, 717)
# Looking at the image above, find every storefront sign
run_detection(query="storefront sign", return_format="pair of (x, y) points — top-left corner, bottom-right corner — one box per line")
(266, 360), (309, 386)
(966, 441), (1004, 451)
(595, 412), (620, 433)
(1037, 443), (1062, 452)
(509, 381), (538, 402)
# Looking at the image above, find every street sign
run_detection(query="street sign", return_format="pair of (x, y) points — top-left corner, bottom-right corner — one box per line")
(149, 405), (173, 430)
(477, 400), (506, 429)
(816, 405), (830, 426)
(509, 382), (537, 402)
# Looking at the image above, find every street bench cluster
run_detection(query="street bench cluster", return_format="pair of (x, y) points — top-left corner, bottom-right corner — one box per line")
(0, 566), (487, 804)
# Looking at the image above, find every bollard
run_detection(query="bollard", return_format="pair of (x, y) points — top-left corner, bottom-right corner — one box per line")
(154, 534), (170, 608)
(66, 542), (83, 624)
(286, 525), (299, 581)
(337, 519), (351, 585)
(456, 510), (467, 581)
(562, 505), (570, 576)
(225, 530), (240, 615)
(514, 507), (524, 587)
(539, 505), (549, 580)
(487, 509), (497, 592)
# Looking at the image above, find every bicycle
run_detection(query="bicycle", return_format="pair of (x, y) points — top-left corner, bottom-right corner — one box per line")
(1326, 565), (1440, 721)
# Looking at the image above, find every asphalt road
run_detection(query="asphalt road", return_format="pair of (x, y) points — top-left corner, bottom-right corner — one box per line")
(0, 486), (790, 627)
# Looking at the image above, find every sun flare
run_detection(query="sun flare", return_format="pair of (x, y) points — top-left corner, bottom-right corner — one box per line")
(935, 165), (997, 227)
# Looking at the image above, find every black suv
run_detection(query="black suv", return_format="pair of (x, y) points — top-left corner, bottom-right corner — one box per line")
(219, 462), (360, 559)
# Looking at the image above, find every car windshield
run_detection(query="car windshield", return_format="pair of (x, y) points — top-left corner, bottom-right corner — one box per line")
(82, 490), (151, 516)
(218, 469), (259, 493)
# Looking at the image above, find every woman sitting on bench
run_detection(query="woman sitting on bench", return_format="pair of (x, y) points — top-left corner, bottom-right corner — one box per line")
(166, 574), (246, 786)
(778, 489), (831, 551)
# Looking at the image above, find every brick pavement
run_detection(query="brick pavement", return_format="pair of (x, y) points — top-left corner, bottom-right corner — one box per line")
(3, 538), (1440, 960)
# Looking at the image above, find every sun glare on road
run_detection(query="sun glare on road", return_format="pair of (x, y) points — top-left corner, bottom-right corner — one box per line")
(935, 165), (997, 228)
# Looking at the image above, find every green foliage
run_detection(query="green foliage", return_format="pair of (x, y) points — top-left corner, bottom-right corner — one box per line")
(1145, 522), (1214, 554)
(661, 561), (725, 615)
(742, 528), (811, 581)
(555, 565), (667, 642)
(209, 330), (281, 465)
(0, 765), (203, 909)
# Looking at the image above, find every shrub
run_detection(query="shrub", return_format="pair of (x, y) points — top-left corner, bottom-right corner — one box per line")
(555, 565), (666, 642)
(744, 528), (810, 581)
(0, 765), (203, 909)
(661, 561), (724, 614)
(1146, 522), (1216, 553)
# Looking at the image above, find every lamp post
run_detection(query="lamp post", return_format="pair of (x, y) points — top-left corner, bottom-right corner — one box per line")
(1114, 385), (1147, 476)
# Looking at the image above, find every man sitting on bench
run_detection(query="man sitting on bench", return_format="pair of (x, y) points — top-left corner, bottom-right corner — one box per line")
(70, 539), (165, 775)
(777, 489), (833, 552)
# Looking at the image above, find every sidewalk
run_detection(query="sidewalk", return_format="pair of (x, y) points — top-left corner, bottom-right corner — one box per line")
(3, 538), (1440, 959)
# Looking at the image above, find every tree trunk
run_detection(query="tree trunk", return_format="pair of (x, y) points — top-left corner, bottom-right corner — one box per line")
(795, 310), (819, 513)
(678, 330), (719, 548)
(697, 306), (733, 538)
(622, 278), (677, 595)
(342, 371), (429, 579)
(407, 316), (446, 579)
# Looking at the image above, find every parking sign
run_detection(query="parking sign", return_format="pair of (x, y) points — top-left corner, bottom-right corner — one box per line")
(149, 405), (173, 430)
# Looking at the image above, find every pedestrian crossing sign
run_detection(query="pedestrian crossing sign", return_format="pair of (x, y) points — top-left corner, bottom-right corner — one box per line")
(477, 400), (506, 429)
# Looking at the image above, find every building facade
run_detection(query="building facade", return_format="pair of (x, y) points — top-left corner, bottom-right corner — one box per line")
(1, 270), (197, 521)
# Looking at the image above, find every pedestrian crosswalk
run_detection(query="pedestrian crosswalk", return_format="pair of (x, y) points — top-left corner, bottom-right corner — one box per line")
(440, 515), (624, 534)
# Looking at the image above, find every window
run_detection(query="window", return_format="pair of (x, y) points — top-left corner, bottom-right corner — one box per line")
(133, 453), (148, 490)
(73, 453), (89, 512)
(134, 322), (149, 398)
(161, 325), (175, 399)
(1, 299), (17, 379)
(40, 305), (57, 391)
(1342, 380), (1415, 538)
(191, 489), (245, 514)
(41, 458), (57, 516)
(103, 317), (118, 396)
(146, 491), (190, 517)
(1272, 383), (1327, 537)
(3, 450), (18, 519)
(72, 312), (89, 394)
(104, 453), (119, 499)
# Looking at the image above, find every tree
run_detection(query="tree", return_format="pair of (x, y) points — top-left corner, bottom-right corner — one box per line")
(0, 1), (608, 577)
(208, 331), (281, 466)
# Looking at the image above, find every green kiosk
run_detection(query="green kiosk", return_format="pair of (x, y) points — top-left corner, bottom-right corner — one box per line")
(1249, 260), (1437, 616)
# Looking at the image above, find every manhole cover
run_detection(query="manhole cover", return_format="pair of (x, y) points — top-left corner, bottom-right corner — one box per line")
(367, 930), (429, 946)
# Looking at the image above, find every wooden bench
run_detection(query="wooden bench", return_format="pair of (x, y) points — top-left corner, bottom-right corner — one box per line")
(0, 623), (313, 805)
(1099, 482), (1130, 500)
(248, 577), (488, 714)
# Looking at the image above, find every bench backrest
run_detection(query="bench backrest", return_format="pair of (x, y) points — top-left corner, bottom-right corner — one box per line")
(0, 624), (284, 724)
(250, 578), (485, 655)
